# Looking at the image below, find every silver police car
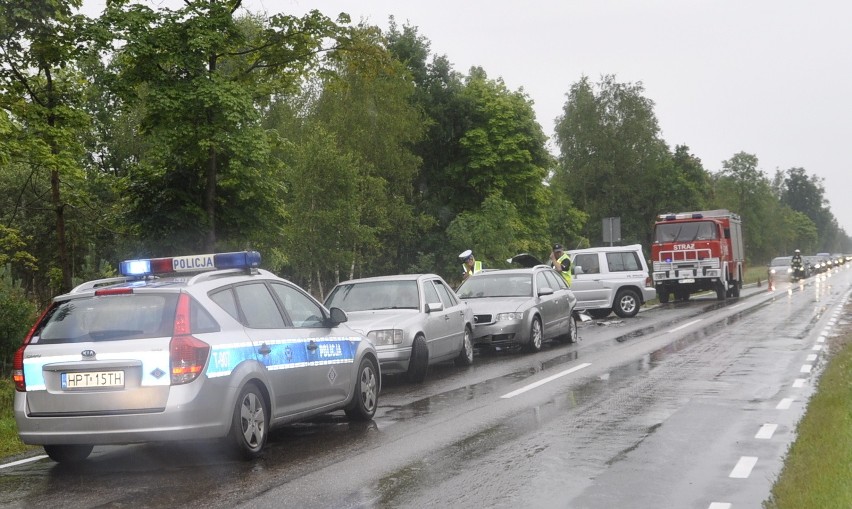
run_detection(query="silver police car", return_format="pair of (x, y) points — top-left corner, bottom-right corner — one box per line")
(13, 251), (380, 463)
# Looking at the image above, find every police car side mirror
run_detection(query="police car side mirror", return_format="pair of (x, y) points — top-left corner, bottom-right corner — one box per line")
(538, 287), (554, 297)
(328, 307), (348, 325)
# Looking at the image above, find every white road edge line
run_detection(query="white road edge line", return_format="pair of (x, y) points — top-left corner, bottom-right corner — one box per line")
(806, 354), (818, 361)
(708, 503), (731, 509)
(500, 363), (592, 399)
(756, 423), (778, 439)
(666, 319), (702, 333)
(729, 456), (758, 478)
(812, 345), (823, 351)
(793, 378), (806, 388)
(0, 455), (48, 470)
(800, 364), (812, 373)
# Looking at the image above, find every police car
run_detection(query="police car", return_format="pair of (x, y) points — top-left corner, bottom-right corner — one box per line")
(12, 251), (380, 463)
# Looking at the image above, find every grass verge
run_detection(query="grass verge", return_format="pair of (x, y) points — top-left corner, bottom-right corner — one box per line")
(0, 380), (30, 457)
(763, 326), (852, 508)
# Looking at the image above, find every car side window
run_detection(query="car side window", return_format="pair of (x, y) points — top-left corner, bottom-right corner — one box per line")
(233, 283), (287, 329)
(270, 283), (326, 328)
(209, 288), (240, 322)
(606, 252), (641, 272)
(432, 280), (459, 308)
(574, 254), (600, 274)
(535, 272), (550, 292)
(543, 270), (567, 290)
(423, 280), (441, 307)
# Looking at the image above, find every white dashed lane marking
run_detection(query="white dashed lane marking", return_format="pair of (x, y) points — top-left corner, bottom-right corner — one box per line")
(800, 364), (812, 373)
(755, 423), (778, 439)
(812, 344), (822, 351)
(708, 503), (731, 509)
(500, 363), (591, 399)
(666, 319), (702, 333)
(729, 456), (758, 478)
(806, 354), (818, 361)
(793, 378), (806, 388)
(776, 398), (794, 410)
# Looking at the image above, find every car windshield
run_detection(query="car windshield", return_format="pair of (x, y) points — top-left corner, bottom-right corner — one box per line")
(654, 221), (717, 242)
(35, 294), (180, 344)
(457, 274), (533, 298)
(769, 257), (792, 267)
(325, 280), (420, 311)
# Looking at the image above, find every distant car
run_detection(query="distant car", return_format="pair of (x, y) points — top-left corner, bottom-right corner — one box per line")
(805, 254), (831, 274)
(13, 251), (380, 463)
(768, 256), (795, 283)
(324, 274), (474, 383)
(456, 266), (578, 352)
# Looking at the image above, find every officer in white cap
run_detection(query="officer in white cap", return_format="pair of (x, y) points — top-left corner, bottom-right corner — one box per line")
(459, 249), (483, 281)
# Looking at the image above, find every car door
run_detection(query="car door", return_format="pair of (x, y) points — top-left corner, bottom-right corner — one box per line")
(269, 282), (354, 411)
(534, 270), (562, 337)
(431, 278), (467, 358)
(421, 279), (457, 362)
(543, 269), (572, 335)
(570, 252), (610, 309)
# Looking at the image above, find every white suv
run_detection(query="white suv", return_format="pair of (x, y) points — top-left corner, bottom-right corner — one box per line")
(568, 244), (657, 318)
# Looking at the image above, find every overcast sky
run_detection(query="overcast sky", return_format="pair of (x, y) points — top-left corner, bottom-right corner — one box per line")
(82, 1), (852, 234)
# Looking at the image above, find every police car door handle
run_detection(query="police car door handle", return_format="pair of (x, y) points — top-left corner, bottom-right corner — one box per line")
(258, 343), (271, 356)
(307, 340), (318, 351)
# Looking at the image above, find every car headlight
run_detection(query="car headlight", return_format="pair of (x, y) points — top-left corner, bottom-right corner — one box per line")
(769, 269), (776, 274)
(496, 312), (524, 321)
(786, 268), (793, 273)
(367, 329), (403, 346)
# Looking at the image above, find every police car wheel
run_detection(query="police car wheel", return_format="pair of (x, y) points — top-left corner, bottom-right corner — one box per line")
(345, 357), (379, 421)
(229, 383), (268, 460)
(454, 327), (474, 366)
(44, 444), (93, 463)
(406, 335), (430, 383)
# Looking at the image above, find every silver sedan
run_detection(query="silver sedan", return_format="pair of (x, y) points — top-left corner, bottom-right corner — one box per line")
(324, 274), (475, 383)
(456, 266), (578, 352)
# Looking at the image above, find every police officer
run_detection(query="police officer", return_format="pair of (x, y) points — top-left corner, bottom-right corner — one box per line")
(459, 249), (483, 281)
(550, 244), (572, 286)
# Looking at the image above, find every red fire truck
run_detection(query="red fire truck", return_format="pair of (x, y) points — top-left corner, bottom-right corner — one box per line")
(651, 209), (745, 303)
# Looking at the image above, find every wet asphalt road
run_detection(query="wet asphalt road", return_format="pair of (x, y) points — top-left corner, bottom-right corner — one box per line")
(1, 266), (850, 509)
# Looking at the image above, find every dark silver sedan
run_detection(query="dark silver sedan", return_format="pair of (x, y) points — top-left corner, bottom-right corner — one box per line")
(456, 266), (578, 352)
(324, 274), (475, 383)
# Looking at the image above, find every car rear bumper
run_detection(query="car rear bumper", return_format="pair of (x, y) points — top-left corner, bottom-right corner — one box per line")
(14, 377), (236, 445)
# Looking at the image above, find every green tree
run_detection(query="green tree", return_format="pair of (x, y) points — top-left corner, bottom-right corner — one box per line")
(0, 0), (90, 293)
(103, 1), (343, 253)
(553, 75), (672, 247)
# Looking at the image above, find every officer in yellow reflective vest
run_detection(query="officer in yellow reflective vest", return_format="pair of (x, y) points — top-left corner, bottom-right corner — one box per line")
(459, 249), (483, 281)
(550, 244), (572, 286)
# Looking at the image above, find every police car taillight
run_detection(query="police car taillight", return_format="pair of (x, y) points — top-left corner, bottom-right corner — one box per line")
(13, 304), (56, 391)
(119, 251), (261, 277)
(170, 293), (209, 385)
(95, 288), (134, 296)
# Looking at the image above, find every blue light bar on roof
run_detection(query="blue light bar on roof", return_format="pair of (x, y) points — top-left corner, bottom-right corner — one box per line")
(119, 251), (262, 277)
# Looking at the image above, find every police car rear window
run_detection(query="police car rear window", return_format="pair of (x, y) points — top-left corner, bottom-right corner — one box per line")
(33, 293), (218, 344)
